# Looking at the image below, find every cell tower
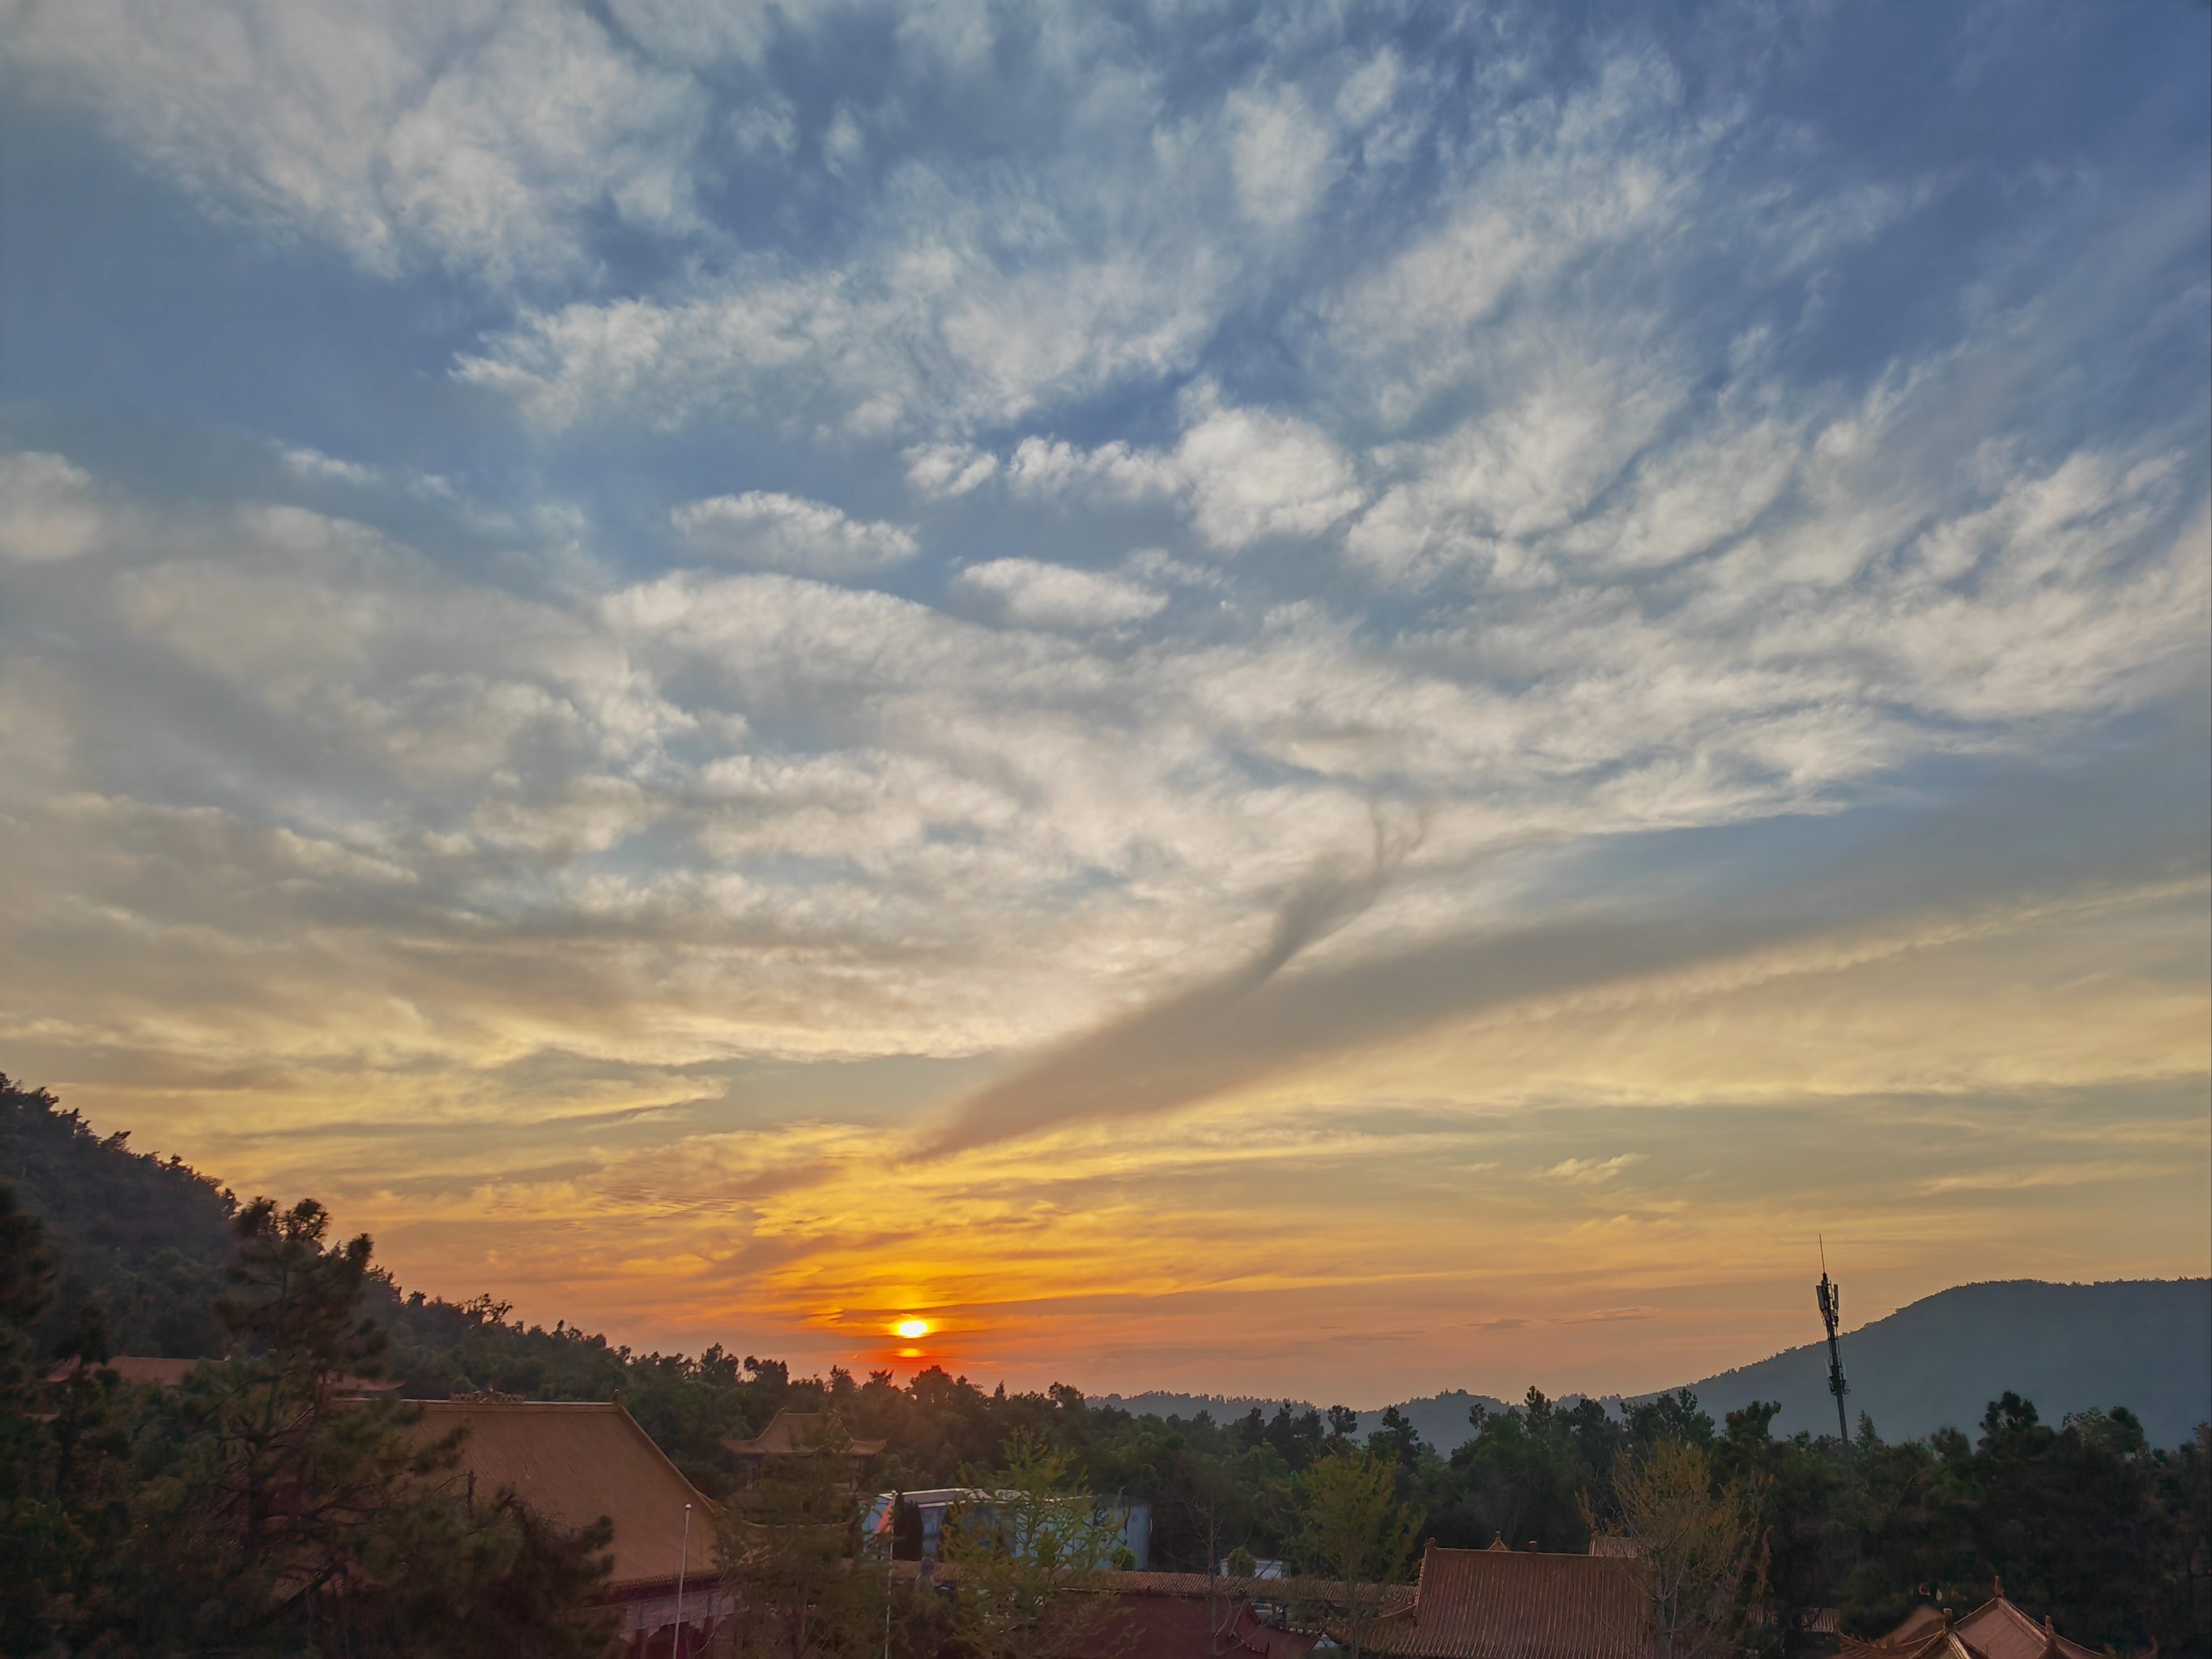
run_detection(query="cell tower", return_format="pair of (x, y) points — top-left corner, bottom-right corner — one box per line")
(1816, 1237), (1851, 1450)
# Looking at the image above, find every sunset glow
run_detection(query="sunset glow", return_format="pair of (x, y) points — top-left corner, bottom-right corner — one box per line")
(895, 1319), (931, 1341)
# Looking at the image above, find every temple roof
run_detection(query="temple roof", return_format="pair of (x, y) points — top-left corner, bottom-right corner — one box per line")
(49, 1355), (198, 1388)
(889, 1564), (1367, 1659)
(1357, 1542), (1656, 1659)
(45, 1355), (398, 1395)
(411, 1399), (718, 1594)
(889, 1561), (1412, 1610)
(1074, 1596), (1323, 1657)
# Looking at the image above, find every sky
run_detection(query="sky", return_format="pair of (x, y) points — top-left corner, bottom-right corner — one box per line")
(0, 0), (2206, 1409)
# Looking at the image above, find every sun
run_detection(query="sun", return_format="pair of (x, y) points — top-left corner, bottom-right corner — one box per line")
(894, 1317), (931, 1340)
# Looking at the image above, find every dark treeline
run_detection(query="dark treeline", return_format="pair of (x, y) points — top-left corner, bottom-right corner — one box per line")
(5, 1074), (2208, 1657)
(2, 1179), (616, 1651)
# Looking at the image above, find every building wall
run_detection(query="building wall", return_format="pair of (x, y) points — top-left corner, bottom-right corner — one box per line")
(871, 1491), (1152, 1569)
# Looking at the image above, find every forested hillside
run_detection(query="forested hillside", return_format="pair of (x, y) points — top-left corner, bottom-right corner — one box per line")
(5, 1072), (2208, 1658)
(0, 1073), (237, 1360)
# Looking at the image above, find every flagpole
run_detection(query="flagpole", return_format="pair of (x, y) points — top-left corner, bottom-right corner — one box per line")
(672, 1502), (693, 1658)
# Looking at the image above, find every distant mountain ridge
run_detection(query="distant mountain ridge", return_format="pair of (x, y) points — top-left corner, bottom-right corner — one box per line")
(1661, 1277), (2210, 1448)
(1105, 1279), (2211, 1452)
(1098, 1388), (1515, 1456)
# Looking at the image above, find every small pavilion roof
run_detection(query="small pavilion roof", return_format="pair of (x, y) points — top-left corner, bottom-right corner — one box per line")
(1950, 1597), (2106, 1659)
(722, 1407), (886, 1459)
(1844, 1594), (2105, 1659)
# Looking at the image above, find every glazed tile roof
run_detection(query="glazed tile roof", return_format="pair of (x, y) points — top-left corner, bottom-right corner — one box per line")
(411, 1400), (718, 1594)
(1360, 1542), (1656, 1659)
(889, 1561), (1413, 1610)
(1227, 1603), (1327, 1657)
(1844, 1628), (1984, 1659)
(1951, 1598), (2106, 1659)
(1885, 1610), (1948, 1647)
(48, 1355), (199, 1388)
(45, 1355), (399, 1395)
(1068, 1595), (1323, 1658)
(1843, 1597), (2104, 1659)
(890, 1565), (1340, 1659)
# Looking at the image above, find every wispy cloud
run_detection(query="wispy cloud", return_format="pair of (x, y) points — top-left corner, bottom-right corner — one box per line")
(0, 0), (712, 285)
(0, 454), (98, 565)
(1916, 1163), (2171, 1196)
(954, 558), (1166, 633)
(1543, 1154), (1647, 1188)
(672, 492), (919, 575)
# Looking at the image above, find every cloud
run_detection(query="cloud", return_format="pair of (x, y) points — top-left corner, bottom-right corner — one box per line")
(457, 237), (1227, 434)
(280, 446), (381, 488)
(1176, 401), (1366, 548)
(920, 734), (2211, 1155)
(607, 0), (781, 67)
(671, 492), (919, 575)
(922, 823), (1419, 1155)
(1006, 396), (1364, 551)
(437, 24), (1386, 434)
(954, 558), (1166, 632)
(1334, 48), (1401, 132)
(905, 442), (999, 499)
(0, 452), (101, 561)
(1542, 1154), (1647, 1186)
(449, 76), (1259, 433)
(1319, 49), (1712, 429)
(2, 0), (711, 286)
(7, 416), (2201, 1141)
(1345, 344), (1692, 582)
(1006, 436), (1182, 502)
(1228, 83), (1338, 231)
(1915, 1162), (2175, 1196)
(1123, 548), (1227, 591)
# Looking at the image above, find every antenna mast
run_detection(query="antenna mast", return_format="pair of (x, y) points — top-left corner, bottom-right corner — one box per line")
(1816, 1238), (1851, 1450)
